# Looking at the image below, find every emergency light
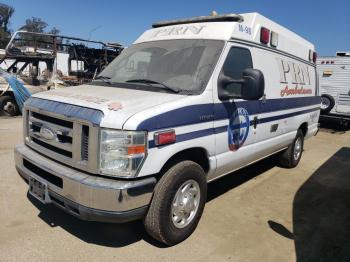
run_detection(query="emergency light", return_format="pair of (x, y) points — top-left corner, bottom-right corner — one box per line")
(260, 27), (270, 45)
(270, 31), (278, 47)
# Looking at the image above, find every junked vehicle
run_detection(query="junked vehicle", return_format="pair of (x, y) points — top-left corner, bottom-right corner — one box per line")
(0, 31), (123, 116)
(14, 12), (320, 245)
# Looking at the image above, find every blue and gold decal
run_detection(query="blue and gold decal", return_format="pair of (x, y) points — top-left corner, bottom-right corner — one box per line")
(228, 108), (250, 151)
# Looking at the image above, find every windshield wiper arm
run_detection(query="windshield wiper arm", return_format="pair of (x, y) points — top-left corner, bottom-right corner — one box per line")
(126, 79), (180, 93)
(94, 75), (113, 85)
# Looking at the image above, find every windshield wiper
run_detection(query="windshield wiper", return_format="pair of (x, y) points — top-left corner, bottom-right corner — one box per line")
(94, 75), (113, 85)
(126, 79), (180, 93)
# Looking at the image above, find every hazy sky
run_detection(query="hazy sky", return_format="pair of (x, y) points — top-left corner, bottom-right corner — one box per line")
(3, 0), (350, 55)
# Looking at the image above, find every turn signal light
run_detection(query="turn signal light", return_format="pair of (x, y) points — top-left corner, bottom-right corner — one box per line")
(127, 145), (146, 155)
(154, 130), (176, 146)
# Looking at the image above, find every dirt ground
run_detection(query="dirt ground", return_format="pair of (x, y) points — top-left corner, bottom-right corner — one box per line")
(0, 116), (349, 262)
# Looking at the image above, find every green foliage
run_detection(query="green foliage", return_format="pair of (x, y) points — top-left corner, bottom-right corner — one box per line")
(19, 17), (48, 33)
(0, 3), (14, 48)
(18, 17), (61, 49)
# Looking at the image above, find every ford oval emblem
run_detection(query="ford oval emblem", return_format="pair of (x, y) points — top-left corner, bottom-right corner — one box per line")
(39, 126), (56, 141)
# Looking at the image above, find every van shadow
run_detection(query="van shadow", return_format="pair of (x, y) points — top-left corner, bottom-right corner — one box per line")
(207, 154), (278, 202)
(28, 154), (279, 248)
(268, 147), (350, 261)
(27, 193), (147, 248)
(319, 119), (350, 133)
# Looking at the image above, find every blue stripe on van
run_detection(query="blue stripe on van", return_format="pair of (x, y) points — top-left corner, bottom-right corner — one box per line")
(137, 96), (321, 131)
(148, 106), (319, 148)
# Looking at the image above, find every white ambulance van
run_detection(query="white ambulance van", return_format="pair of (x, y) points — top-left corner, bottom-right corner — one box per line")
(15, 13), (320, 245)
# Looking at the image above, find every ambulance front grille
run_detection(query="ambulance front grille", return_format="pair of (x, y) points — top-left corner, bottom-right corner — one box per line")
(25, 109), (100, 174)
(28, 111), (75, 159)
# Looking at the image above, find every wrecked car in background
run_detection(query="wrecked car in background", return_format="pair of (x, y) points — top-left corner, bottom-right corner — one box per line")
(0, 31), (123, 116)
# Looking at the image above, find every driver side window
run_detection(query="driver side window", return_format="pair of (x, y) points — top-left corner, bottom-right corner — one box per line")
(221, 47), (253, 97)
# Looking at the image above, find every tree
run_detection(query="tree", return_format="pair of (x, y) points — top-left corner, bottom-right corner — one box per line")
(48, 27), (60, 35)
(19, 17), (61, 49)
(19, 17), (48, 33)
(0, 3), (14, 48)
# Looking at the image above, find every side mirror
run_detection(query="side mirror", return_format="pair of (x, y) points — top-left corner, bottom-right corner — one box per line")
(218, 68), (265, 101)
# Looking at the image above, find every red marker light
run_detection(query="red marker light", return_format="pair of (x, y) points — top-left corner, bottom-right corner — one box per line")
(154, 130), (176, 146)
(260, 27), (270, 44)
(313, 52), (317, 63)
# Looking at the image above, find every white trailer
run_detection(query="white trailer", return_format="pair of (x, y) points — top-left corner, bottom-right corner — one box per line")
(317, 52), (350, 126)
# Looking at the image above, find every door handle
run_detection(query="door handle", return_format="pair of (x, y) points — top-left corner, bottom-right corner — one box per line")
(253, 116), (258, 129)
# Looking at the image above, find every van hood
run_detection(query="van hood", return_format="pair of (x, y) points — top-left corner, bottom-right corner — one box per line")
(33, 84), (185, 129)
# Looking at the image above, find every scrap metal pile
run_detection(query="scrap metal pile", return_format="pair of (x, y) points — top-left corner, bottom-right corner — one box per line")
(0, 31), (123, 116)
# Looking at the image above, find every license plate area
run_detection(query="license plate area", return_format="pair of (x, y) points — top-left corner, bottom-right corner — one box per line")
(29, 176), (51, 204)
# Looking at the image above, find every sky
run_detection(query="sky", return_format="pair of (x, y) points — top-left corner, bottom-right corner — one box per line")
(3, 0), (350, 56)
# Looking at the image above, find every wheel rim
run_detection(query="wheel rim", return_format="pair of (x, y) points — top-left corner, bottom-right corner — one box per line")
(293, 137), (302, 161)
(3, 101), (17, 115)
(320, 97), (330, 110)
(171, 179), (200, 229)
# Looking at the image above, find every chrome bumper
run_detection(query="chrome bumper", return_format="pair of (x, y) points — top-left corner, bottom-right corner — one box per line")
(15, 144), (156, 222)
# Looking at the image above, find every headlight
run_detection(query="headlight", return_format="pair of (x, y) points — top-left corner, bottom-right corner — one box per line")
(99, 129), (147, 178)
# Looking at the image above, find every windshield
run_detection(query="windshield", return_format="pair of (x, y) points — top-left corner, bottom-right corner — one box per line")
(94, 39), (224, 94)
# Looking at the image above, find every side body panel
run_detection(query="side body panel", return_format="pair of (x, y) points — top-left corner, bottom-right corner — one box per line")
(210, 41), (319, 181)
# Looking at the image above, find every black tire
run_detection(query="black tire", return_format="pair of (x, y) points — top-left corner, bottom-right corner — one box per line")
(143, 161), (207, 246)
(0, 95), (20, 116)
(279, 129), (304, 168)
(320, 94), (335, 114)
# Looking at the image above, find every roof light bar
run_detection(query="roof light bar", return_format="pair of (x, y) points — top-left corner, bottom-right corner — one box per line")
(152, 14), (244, 28)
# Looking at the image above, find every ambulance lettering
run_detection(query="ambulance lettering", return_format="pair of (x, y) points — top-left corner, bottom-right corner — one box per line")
(277, 58), (312, 96)
(153, 25), (206, 37)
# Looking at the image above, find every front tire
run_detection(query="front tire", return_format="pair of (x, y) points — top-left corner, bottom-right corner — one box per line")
(279, 129), (304, 168)
(0, 95), (19, 116)
(143, 161), (207, 246)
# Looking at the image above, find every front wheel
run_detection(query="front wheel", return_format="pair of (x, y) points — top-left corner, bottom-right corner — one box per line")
(143, 161), (207, 246)
(0, 95), (19, 116)
(279, 129), (304, 168)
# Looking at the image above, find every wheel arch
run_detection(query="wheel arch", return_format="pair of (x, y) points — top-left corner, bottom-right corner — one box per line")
(157, 147), (210, 179)
(0, 90), (15, 98)
(299, 122), (308, 137)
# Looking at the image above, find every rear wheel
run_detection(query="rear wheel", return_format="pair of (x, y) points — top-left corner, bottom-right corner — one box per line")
(143, 161), (207, 246)
(279, 129), (304, 168)
(320, 94), (335, 114)
(0, 95), (19, 116)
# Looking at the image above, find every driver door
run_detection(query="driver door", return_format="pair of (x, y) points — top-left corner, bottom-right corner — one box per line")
(211, 43), (260, 179)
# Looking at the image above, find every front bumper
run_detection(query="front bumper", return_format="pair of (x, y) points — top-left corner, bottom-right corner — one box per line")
(15, 144), (156, 223)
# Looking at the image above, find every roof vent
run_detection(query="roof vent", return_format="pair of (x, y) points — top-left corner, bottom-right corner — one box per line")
(152, 13), (244, 28)
(211, 10), (218, 16)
